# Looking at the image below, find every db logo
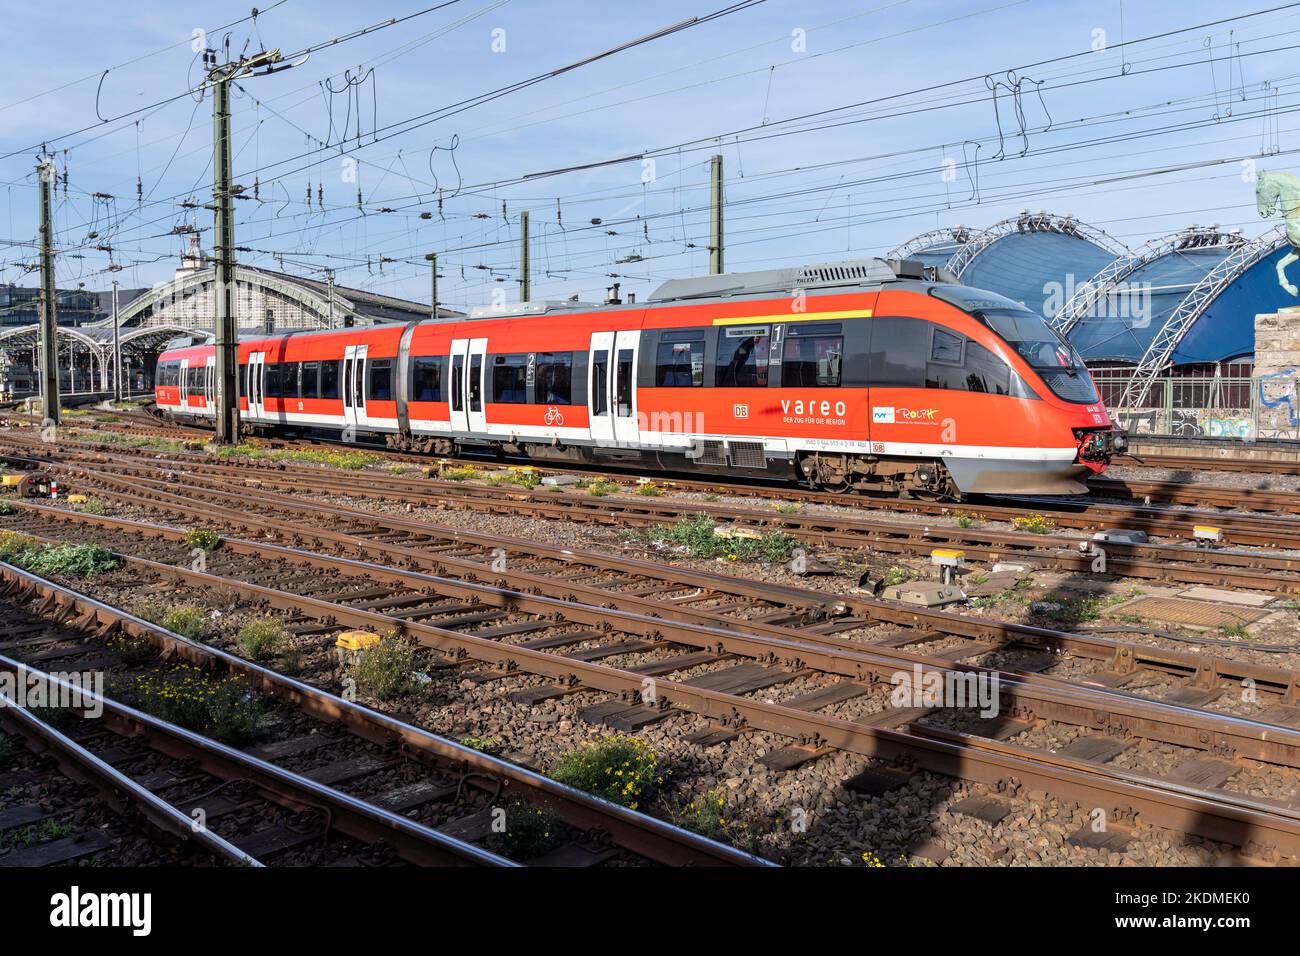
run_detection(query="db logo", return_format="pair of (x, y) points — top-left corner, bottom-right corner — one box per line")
(733, 403), (749, 419)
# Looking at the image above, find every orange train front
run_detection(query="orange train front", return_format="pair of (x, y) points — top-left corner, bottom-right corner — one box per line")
(154, 257), (1125, 498)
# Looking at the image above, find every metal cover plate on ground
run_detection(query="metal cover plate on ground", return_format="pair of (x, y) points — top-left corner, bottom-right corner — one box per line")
(1118, 597), (1269, 628)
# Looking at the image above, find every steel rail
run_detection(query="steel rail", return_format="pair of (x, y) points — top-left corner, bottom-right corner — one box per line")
(0, 681), (263, 867)
(0, 644), (515, 868)
(10, 458), (1300, 714)
(22, 535), (1300, 860)
(11, 503), (1300, 786)
(0, 560), (768, 868)
(41, 445), (1300, 594)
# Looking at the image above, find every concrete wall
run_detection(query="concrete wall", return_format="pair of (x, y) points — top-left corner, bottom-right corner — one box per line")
(1253, 311), (1300, 438)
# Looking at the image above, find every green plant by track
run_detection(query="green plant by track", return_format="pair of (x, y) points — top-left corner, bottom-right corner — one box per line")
(630, 514), (795, 564)
(210, 444), (384, 470)
(124, 664), (261, 744)
(0, 534), (119, 577)
(349, 631), (419, 700)
(550, 734), (662, 810)
(237, 618), (285, 660)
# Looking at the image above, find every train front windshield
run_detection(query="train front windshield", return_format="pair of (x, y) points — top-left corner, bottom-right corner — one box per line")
(930, 286), (1098, 404)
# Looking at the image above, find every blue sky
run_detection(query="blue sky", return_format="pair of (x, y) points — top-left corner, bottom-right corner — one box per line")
(2, 0), (1297, 309)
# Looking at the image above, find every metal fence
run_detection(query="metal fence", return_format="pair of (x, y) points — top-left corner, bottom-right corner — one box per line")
(1093, 371), (1300, 441)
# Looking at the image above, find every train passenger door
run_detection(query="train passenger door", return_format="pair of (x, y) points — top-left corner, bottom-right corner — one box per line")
(178, 359), (190, 408)
(247, 352), (265, 419)
(611, 330), (640, 447)
(449, 337), (487, 435)
(588, 332), (614, 444)
(343, 344), (368, 432)
(204, 356), (216, 412)
(589, 331), (640, 447)
(449, 338), (469, 434)
(466, 337), (487, 433)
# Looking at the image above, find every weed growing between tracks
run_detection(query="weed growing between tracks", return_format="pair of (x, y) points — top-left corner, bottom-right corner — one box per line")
(184, 528), (221, 552)
(0, 533), (119, 577)
(237, 618), (286, 661)
(210, 444), (385, 470)
(1012, 513), (1058, 535)
(131, 598), (209, 640)
(69, 429), (190, 453)
(671, 788), (747, 842)
(550, 734), (663, 810)
(120, 664), (262, 745)
(627, 514), (796, 564)
(484, 797), (562, 860)
(349, 631), (419, 700)
(460, 736), (503, 754)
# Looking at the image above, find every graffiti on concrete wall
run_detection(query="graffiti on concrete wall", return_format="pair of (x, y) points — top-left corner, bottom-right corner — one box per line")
(1258, 370), (1299, 438)
(1119, 407), (1254, 437)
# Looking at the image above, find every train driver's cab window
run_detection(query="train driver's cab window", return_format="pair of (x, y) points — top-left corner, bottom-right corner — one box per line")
(964, 342), (1011, 395)
(783, 324), (843, 387)
(655, 333), (705, 386)
(716, 324), (771, 387)
(925, 328), (968, 391)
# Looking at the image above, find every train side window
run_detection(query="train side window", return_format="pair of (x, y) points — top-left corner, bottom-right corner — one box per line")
(655, 333), (705, 387)
(284, 363), (300, 398)
(783, 334), (843, 387)
(300, 361), (320, 399)
(367, 358), (393, 401)
(964, 342), (1011, 395)
(716, 325), (770, 387)
(412, 356), (442, 402)
(866, 316), (926, 388)
(592, 349), (609, 416)
(468, 355), (482, 411)
(451, 356), (464, 411)
(491, 354), (528, 403)
(265, 363), (281, 398)
(320, 360), (340, 399)
(535, 352), (572, 404)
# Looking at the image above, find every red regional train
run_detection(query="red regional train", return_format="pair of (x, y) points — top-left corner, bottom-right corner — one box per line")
(154, 258), (1123, 498)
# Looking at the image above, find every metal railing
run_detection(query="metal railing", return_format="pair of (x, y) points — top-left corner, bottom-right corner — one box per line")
(1095, 371), (1299, 440)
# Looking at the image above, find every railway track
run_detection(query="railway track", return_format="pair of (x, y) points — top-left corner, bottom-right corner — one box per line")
(23, 414), (1300, 532)
(9, 442), (1300, 717)
(15, 421), (1300, 554)
(3, 503), (1300, 861)
(0, 657), (506, 867)
(1119, 452), (1300, 477)
(19, 439), (1300, 596)
(0, 562), (759, 867)
(0, 685), (256, 867)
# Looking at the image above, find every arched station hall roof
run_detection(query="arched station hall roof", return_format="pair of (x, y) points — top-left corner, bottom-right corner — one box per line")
(1052, 224), (1291, 367)
(891, 213), (1292, 374)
